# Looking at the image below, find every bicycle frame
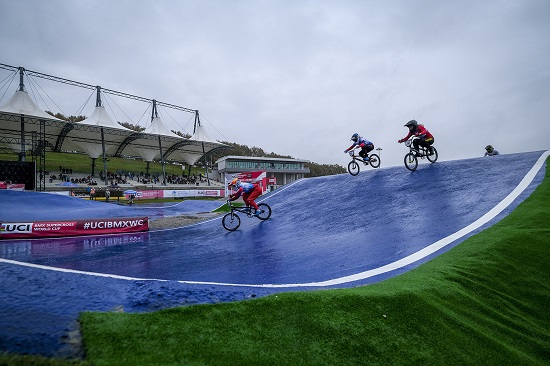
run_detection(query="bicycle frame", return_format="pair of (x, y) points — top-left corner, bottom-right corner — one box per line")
(349, 151), (368, 163)
(226, 200), (254, 217)
(405, 137), (431, 157)
(222, 200), (272, 231)
(347, 149), (380, 175)
(403, 137), (438, 171)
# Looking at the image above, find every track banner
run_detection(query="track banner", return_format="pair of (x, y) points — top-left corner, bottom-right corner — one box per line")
(234, 171), (269, 192)
(0, 217), (149, 240)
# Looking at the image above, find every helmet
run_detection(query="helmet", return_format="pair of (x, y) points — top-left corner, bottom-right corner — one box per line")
(404, 120), (418, 128)
(351, 133), (359, 142)
(485, 145), (493, 152)
(228, 177), (239, 188)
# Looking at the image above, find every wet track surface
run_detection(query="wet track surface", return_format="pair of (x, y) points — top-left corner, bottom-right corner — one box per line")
(0, 151), (547, 357)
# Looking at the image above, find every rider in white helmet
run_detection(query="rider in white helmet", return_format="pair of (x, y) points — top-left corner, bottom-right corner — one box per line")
(344, 133), (375, 162)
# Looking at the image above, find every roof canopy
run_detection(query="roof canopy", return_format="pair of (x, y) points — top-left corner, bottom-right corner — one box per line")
(0, 89), (226, 164)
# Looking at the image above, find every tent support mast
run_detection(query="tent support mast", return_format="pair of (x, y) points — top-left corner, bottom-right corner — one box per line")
(195, 112), (210, 185)
(97, 87), (109, 186)
(19, 67), (26, 162)
(152, 100), (167, 185)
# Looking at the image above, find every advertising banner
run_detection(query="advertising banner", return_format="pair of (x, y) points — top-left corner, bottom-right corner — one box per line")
(164, 189), (224, 198)
(124, 190), (163, 200)
(0, 217), (149, 240)
(226, 171), (276, 194)
(0, 181), (25, 190)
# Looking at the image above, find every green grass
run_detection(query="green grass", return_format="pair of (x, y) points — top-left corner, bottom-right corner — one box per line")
(3, 158), (549, 365)
(0, 152), (204, 177)
(76, 158), (550, 365)
(0, 353), (91, 366)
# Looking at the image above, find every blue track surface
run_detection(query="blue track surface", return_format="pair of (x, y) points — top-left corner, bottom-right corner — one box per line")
(0, 151), (547, 357)
(0, 193), (223, 221)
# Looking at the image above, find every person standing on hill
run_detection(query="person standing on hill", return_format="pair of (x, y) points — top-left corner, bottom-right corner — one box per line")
(484, 145), (500, 156)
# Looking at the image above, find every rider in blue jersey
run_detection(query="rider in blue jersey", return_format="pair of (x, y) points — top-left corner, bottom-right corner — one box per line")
(344, 133), (375, 162)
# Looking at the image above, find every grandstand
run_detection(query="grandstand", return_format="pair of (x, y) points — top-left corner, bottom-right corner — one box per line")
(0, 63), (228, 190)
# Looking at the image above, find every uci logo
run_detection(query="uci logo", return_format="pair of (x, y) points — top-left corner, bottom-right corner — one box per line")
(0, 223), (33, 234)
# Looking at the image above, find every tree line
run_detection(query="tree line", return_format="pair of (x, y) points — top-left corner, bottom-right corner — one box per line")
(46, 112), (346, 177)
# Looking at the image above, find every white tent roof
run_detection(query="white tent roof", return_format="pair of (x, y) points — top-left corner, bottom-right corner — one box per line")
(191, 124), (217, 143)
(0, 90), (63, 121)
(0, 89), (226, 168)
(0, 90), (65, 153)
(144, 116), (181, 138)
(59, 105), (134, 158)
(80, 106), (132, 131)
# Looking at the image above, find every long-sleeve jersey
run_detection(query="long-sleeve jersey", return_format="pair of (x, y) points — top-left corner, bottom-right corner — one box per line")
(230, 182), (256, 198)
(401, 124), (433, 141)
(347, 136), (373, 151)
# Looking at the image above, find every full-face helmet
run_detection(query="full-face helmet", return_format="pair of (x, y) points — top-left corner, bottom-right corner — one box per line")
(404, 120), (418, 129)
(485, 145), (494, 152)
(228, 177), (239, 189)
(351, 133), (359, 142)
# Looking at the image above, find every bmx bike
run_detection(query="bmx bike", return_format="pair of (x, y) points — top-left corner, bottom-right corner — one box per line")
(222, 200), (272, 231)
(347, 150), (381, 176)
(403, 137), (438, 171)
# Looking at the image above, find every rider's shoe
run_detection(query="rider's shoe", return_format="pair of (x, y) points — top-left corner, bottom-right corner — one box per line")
(363, 157), (370, 162)
(253, 210), (263, 217)
(429, 147), (435, 155)
(414, 150), (421, 157)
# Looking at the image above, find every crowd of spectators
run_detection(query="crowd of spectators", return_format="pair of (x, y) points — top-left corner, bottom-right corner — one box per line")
(99, 170), (130, 187)
(49, 173), (98, 185)
(48, 168), (214, 187)
(165, 173), (207, 185)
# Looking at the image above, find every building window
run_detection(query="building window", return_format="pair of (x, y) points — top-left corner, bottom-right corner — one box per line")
(225, 160), (304, 170)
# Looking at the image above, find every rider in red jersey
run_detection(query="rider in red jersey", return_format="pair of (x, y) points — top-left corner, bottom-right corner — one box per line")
(398, 120), (434, 155)
(228, 178), (263, 216)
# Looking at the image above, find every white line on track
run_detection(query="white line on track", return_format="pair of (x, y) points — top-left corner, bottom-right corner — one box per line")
(1, 151), (548, 288)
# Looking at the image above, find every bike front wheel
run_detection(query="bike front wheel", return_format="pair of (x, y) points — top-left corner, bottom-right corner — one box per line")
(256, 203), (272, 220)
(427, 146), (438, 163)
(222, 212), (241, 231)
(348, 160), (360, 176)
(404, 153), (418, 171)
(368, 153), (381, 168)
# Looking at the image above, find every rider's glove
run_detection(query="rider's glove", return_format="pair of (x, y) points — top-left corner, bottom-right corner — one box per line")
(398, 139), (403, 143)
(344, 149), (348, 153)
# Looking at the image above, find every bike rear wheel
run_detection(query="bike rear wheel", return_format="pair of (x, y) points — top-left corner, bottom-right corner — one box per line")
(348, 160), (360, 176)
(368, 153), (381, 168)
(256, 203), (272, 220)
(404, 152), (418, 171)
(222, 212), (240, 231)
(427, 146), (438, 163)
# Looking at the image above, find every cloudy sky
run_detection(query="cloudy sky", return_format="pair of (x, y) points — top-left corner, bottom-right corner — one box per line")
(1, 0), (549, 168)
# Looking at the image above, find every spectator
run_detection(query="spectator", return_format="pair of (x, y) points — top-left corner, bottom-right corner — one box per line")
(484, 145), (500, 156)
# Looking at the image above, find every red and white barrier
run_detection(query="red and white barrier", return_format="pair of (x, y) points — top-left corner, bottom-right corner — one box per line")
(0, 217), (149, 240)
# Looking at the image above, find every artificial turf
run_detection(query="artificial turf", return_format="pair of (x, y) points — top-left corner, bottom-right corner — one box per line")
(75, 157), (550, 365)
